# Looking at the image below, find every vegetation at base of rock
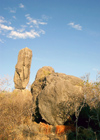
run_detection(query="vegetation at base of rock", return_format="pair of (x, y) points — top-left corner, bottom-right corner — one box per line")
(0, 74), (100, 140)
(0, 89), (33, 139)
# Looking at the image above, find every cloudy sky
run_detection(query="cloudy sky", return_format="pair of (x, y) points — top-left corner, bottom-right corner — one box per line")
(0, 0), (100, 89)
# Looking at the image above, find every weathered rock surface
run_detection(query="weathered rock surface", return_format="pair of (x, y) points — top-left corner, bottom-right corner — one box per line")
(31, 66), (84, 125)
(14, 47), (32, 89)
(10, 120), (97, 140)
(31, 66), (55, 120)
(10, 122), (73, 140)
(38, 73), (83, 125)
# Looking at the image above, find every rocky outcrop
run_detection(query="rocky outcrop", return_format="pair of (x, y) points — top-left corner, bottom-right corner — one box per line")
(14, 47), (32, 89)
(31, 66), (55, 97)
(11, 48), (100, 140)
(31, 66), (84, 125)
(10, 122), (75, 140)
(38, 73), (83, 125)
(31, 66), (55, 120)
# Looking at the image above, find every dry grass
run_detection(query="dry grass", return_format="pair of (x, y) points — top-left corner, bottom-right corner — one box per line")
(0, 90), (33, 140)
(0, 75), (12, 92)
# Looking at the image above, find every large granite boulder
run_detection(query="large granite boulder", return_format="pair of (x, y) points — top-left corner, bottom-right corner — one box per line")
(31, 66), (55, 120)
(38, 73), (83, 125)
(31, 66), (84, 125)
(14, 47), (32, 89)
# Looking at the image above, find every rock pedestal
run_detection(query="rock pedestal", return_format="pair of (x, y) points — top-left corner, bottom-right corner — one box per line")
(14, 47), (32, 89)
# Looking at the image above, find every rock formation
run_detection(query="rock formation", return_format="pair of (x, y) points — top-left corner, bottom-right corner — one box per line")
(14, 47), (32, 89)
(10, 49), (100, 140)
(31, 66), (84, 125)
(38, 73), (83, 125)
(31, 66), (55, 121)
(11, 122), (75, 140)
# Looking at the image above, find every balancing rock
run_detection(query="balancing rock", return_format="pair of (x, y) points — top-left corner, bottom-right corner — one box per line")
(14, 47), (32, 89)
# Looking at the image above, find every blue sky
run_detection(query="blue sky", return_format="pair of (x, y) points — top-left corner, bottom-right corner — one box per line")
(0, 0), (100, 89)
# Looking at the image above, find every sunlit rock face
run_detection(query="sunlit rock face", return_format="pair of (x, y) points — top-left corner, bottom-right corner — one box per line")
(38, 73), (83, 125)
(14, 47), (32, 89)
(31, 66), (55, 121)
(31, 66), (84, 125)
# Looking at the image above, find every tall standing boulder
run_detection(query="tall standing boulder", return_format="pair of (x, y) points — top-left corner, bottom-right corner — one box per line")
(14, 47), (32, 89)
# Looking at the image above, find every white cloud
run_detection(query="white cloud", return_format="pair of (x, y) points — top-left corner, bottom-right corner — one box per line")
(68, 22), (82, 30)
(0, 24), (14, 31)
(0, 16), (6, 23)
(39, 29), (45, 34)
(12, 16), (16, 19)
(25, 14), (37, 25)
(25, 14), (47, 28)
(8, 30), (43, 39)
(4, 7), (16, 13)
(9, 8), (16, 13)
(19, 3), (24, 8)
(17, 28), (25, 33)
(30, 25), (33, 28)
(42, 15), (48, 20)
(0, 39), (4, 43)
(0, 15), (47, 40)
(38, 21), (47, 25)
(0, 16), (11, 25)
(17, 25), (27, 33)
(41, 15), (51, 21)
(21, 25), (27, 29)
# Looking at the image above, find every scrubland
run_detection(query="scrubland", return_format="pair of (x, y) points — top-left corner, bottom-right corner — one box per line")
(0, 77), (33, 139)
(0, 74), (100, 140)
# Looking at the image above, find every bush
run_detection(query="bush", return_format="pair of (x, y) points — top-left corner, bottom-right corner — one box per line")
(0, 90), (33, 139)
(73, 74), (100, 140)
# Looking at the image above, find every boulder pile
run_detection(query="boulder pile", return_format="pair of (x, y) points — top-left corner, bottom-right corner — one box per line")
(13, 47), (87, 139)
